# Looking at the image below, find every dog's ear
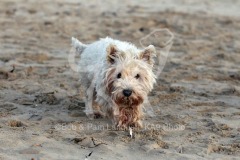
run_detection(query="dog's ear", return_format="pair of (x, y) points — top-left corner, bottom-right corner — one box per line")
(139, 45), (156, 65)
(106, 44), (119, 64)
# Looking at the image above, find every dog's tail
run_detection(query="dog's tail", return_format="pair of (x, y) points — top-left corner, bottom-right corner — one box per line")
(69, 37), (87, 72)
(71, 37), (87, 55)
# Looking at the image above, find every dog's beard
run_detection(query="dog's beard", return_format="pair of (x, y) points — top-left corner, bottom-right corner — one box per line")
(112, 92), (144, 127)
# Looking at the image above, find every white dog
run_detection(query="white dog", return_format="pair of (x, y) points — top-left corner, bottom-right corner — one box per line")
(71, 37), (156, 128)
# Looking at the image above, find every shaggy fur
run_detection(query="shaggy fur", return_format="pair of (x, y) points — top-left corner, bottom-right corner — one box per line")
(71, 37), (156, 128)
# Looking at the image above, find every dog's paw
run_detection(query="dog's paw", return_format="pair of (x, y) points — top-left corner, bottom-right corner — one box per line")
(86, 113), (94, 120)
(93, 111), (105, 119)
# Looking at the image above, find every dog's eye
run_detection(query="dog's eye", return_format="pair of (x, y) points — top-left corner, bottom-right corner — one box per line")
(117, 73), (121, 79)
(135, 74), (140, 79)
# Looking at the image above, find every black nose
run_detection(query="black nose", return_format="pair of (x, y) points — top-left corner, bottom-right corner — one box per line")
(123, 89), (132, 97)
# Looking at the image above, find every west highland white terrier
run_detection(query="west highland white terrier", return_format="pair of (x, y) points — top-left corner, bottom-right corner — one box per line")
(71, 37), (156, 128)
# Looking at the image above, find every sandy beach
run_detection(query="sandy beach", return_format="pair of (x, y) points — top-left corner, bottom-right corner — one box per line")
(0, 0), (240, 159)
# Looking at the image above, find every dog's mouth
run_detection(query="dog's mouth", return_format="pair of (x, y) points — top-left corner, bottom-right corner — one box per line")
(115, 95), (143, 108)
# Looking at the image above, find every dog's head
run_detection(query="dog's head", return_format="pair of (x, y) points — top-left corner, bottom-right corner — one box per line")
(104, 44), (156, 108)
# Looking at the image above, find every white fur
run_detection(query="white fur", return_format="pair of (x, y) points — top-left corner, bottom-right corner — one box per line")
(71, 37), (156, 127)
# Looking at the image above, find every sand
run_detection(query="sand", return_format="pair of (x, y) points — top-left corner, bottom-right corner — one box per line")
(0, 0), (240, 159)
